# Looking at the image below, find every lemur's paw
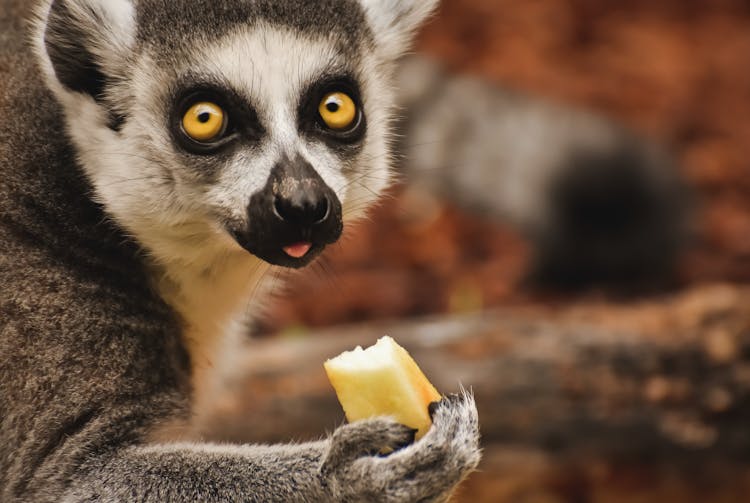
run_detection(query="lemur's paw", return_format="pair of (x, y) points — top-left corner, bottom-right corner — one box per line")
(321, 391), (481, 502)
(321, 418), (417, 480)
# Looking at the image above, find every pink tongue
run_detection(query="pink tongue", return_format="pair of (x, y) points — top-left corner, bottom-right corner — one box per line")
(283, 242), (312, 259)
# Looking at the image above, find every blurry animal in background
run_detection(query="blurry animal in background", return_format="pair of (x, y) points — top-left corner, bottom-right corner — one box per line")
(0, 0), (480, 500)
(396, 56), (689, 290)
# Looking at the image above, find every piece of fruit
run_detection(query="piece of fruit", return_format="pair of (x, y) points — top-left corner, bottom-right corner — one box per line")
(324, 336), (441, 440)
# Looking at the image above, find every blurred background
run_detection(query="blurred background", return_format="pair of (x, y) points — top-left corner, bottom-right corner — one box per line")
(261, 0), (750, 331)
(203, 1), (750, 501)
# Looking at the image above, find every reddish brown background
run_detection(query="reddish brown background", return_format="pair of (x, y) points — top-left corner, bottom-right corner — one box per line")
(261, 0), (750, 334)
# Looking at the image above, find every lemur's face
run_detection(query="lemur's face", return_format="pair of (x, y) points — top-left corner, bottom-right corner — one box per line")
(121, 20), (385, 269)
(38, 0), (437, 269)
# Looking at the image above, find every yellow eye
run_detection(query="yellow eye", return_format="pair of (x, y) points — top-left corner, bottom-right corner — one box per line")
(319, 92), (357, 130)
(182, 102), (226, 142)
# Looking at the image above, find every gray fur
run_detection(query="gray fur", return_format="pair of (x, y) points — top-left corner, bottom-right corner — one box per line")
(1, 0), (480, 501)
(136, 0), (371, 55)
(396, 56), (688, 289)
(63, 395), (480, 502)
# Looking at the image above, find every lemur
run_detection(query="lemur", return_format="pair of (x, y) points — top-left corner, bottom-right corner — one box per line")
(0, 0), (481, 501)
(395, 57), (688, 290)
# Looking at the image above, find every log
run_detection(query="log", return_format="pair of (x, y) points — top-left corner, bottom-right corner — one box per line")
(197, 284), (750, 501)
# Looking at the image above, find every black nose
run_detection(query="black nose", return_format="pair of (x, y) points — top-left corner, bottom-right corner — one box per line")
(238, 155), (344, 268)
(273, 193), (330, 226)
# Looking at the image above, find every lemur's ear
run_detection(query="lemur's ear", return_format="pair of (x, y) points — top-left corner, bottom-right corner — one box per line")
(43, 0), (135, 100)
(359, 0), (439, 60)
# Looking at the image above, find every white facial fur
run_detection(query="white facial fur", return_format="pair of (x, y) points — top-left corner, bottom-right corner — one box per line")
(33, 0), (437, 394)
(34, 0), (439, 274)
(196, 25), (394, 228)
(38, 26), (393, 274)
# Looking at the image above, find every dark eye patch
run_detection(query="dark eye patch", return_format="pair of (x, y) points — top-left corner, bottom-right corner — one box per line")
(169, 79), (266, 156)
(298, 75), (367, 152)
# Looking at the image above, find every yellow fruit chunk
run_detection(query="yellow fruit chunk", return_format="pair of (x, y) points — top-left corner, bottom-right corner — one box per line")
(324, 336), (441, 440)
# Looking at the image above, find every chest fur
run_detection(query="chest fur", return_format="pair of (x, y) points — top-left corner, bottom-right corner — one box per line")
(155, 252), (272, 395)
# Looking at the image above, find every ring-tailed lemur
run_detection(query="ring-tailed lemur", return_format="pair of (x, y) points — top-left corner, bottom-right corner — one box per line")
(395, 56), (688, 290)
(0, 0), (481, 501)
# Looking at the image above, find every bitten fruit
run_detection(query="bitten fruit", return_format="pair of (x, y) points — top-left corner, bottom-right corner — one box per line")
(324, 336), (442, 440)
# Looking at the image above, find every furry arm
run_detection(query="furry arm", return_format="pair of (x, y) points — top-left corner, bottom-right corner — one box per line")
(62, 395), (480, 503)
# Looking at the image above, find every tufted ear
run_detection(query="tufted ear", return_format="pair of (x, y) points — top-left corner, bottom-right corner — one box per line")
(359, 0), (439, 60)
(43, 0), (135, 100)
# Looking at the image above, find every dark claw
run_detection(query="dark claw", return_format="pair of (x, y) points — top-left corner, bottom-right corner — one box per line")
(399, 428), (418, 449)
(377, 427), (418, 457)
(428, 400), (441, 420)
(428, 393), (462, 421)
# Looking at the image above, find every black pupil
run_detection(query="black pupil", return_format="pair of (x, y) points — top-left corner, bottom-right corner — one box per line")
(198, 112), (211, 123)
(326, 101), (340, 113)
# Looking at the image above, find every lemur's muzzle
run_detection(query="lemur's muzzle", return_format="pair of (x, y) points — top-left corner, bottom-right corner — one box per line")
(234, 156), (343, 268)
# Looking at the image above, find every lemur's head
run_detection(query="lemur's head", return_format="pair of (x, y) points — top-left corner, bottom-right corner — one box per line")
(36, 0), (437, 269)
